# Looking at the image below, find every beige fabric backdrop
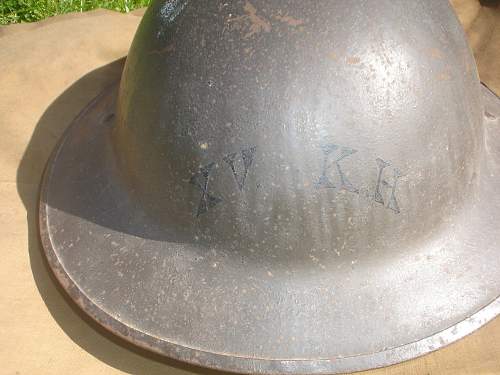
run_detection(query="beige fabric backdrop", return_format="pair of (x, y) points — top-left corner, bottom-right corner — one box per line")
(1, 2), (499, 374)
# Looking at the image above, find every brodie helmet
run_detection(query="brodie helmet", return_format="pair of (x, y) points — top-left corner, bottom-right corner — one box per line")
(40, 1), (500, 373)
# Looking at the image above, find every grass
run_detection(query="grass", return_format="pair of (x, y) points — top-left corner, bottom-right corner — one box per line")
(0, 0), (151, 25)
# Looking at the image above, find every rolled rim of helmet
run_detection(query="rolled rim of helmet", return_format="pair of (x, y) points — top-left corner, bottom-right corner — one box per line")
(39, 1), (500, 374)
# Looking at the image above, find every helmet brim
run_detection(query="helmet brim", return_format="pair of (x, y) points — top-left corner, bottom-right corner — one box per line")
(39, 83), (500, 374)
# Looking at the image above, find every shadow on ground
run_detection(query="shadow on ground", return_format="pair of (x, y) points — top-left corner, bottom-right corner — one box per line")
(16, 59), (231, 375)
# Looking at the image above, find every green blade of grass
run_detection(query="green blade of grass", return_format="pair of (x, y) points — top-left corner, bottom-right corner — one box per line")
(0, 0), (151, 25)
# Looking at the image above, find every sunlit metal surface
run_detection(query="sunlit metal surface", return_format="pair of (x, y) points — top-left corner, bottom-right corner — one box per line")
(40, 1), (500, 373)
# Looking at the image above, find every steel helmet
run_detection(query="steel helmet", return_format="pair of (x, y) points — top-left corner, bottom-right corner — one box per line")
(40, 0), (500, 373)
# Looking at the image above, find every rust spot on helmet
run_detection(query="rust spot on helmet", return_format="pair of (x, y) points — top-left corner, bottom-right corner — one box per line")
(346, 56), (361, 65)
(229, 1), (271, 39)
(274, 14), (304, 27)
